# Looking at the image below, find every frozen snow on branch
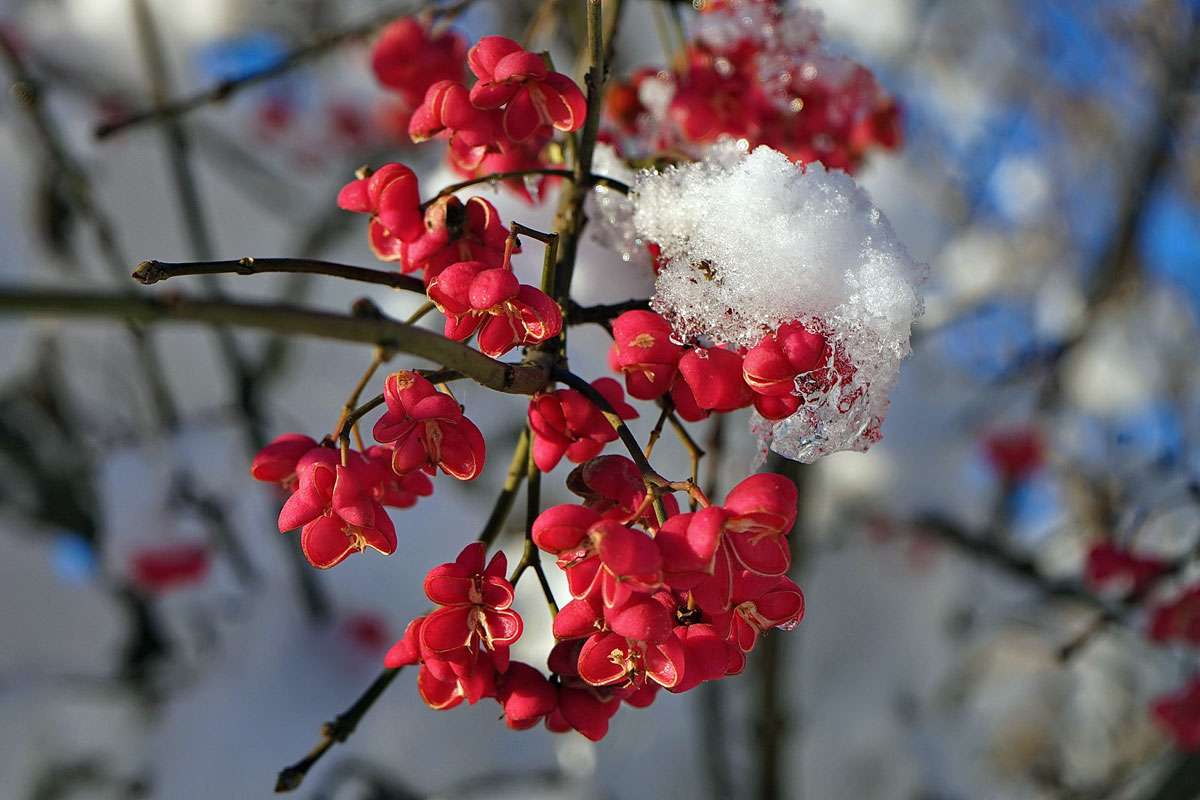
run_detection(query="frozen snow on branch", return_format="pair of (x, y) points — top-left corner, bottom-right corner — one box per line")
(635, 144), (926, 461)
(586, 142), (646, 267)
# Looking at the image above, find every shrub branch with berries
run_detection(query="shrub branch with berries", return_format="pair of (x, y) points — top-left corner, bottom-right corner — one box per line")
(0, 0), (924, 791)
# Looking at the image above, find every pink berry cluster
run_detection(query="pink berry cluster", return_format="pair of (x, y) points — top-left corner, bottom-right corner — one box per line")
(251, 371), (477, 569)
(607, 308), (871, 433)
(335, 162), (562, 356)
(605, 0), (901, 172)
(372, 22), (584, 201)
(380, 466), (803, 741)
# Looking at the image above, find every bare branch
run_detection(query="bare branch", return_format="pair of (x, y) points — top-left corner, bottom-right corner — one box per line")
(421, 169), (629, 210)
(275, 667), (402, 792)
(133, 258), (426, 295)
(569, 298), (651, 325)
(0, 288), (551, 395)
(97, 0), (476, 140)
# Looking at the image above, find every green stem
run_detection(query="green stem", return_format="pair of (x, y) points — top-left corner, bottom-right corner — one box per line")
(478, 429), (532, 548)
(509, 439), (558, 617)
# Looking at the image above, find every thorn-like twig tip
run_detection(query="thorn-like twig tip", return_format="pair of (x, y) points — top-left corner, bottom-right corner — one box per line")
(274, 768), (304, 793)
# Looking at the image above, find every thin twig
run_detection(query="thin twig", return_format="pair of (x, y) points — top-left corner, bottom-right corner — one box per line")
(568, 298), (650, 325)
(913, 514), (1121, 617)
(664, 405), (704, 507)
(97, 0), (476, 140)
(421, 169), (628, 210)
(133, 258), (426, 295)
(550, 0), (609, 310)
(0, 32), (180, 432)
(697, 413), (733, 800)
(332, 394), (385, 444)
(332, 350), (387, 448)
(277, 427), (533, 794)
(274, 667), (402, 792)
(644, 404), (670, 459)
(552, 366), (671, 523)
(405, 301), (437, 325)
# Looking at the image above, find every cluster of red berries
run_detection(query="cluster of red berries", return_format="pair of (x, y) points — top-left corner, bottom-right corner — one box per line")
(371, 17), (467, 134)
(607, 308), (863, 425)
(381, 465), (803, 740)
(605, 0), (900, 172)
(251, 371), (480, 568)
(372, 20), (584, 201)
(336, 162), (563, 356)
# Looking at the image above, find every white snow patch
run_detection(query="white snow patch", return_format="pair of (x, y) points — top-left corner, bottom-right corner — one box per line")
(634, 144), (926, 461)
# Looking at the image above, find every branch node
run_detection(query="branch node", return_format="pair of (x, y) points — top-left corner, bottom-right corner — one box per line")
(350, 297), (385, 320)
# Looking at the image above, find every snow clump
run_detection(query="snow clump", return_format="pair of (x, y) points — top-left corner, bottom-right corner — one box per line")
(634, 143), (926, 462)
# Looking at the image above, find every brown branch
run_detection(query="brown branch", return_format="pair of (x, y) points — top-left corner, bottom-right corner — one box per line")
(421, 169), (628, 210)
(568, 298), (650, 325)
(0, 288), (550, 395)
(478, 429), (533, 548)
(913, 514), (1121, 617)
(97, 0), (475, 140)
(0, 31), (181, 432)
(275, 666), (402, 792)
(552, 366), (672, 522)
(133, 258), (426, 295)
